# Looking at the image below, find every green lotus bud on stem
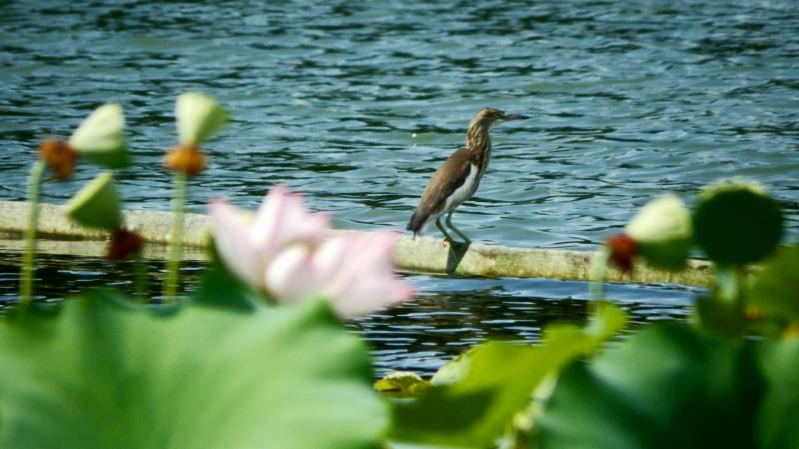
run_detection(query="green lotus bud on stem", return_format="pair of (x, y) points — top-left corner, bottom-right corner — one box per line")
(65, 171), (122, 231)
(625, 194), (692, 270)
(175, 92), (227, 145)
(693, 180), (783, 266)
(68, 103), (129, 168)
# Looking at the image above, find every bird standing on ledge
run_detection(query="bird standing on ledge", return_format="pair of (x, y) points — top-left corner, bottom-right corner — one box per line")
(407, 107), (527, 244)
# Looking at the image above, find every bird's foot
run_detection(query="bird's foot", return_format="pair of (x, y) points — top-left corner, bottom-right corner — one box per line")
(441, 238), (471, 248)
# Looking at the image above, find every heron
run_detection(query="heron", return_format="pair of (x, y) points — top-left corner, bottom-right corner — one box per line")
(407, 107), (527, 244)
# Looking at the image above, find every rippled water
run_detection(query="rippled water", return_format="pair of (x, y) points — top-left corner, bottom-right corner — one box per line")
(1, 1), (797, 375)
(0, 252), (694, 377)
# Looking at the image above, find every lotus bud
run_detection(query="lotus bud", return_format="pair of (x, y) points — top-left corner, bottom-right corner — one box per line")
(68, 103), (128, 168)
(64, 171), (122, 231)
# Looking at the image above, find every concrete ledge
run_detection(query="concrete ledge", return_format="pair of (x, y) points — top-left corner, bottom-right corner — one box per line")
(0, 200), (713, 286)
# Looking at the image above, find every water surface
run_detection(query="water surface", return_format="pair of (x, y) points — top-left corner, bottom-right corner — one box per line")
(1, 1), (797, 375)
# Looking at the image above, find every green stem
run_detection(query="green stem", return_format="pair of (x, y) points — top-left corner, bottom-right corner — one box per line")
(589, 247), (611, 301)
(716, 265), (742, 307)
(20, 160), (46, 306)
(163, 172), (187, 302)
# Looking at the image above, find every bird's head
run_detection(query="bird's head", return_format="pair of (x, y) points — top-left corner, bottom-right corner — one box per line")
(474, 107), (528, 127)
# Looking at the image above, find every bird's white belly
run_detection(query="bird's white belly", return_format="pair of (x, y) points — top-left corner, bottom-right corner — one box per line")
(442, 164), (479, 214)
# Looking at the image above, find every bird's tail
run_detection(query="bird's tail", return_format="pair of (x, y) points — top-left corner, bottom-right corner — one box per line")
(407, 211), (425, 237)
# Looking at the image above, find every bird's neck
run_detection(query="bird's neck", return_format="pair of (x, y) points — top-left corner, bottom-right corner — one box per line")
(465, 120), (493, 174)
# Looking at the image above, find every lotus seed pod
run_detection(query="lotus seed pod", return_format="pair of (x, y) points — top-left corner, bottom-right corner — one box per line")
(693, 180), (783, 265)
(68, 103), (129, 168)
(175, 92), (227, 145)
(626, 194), (692, 270)
(65, 171), (122, 231)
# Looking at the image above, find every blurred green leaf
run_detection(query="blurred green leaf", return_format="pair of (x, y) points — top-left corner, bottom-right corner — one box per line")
(694, 293), (746, 337)
(390, 301), (626, 448)
(391, 341), (538, 447)
(749, 244), (799, 322)
(192, 262), (260, 313)
(428, 344), (480, 387)
(64, 171), (122, 231)
(693, 181), (783, 265)
(537, 324), (764, 449)
(176, 92), (227, 145)
(68, 103), (129, 168)
(756, 338), (799, 449)
(0, 292), (386, 449)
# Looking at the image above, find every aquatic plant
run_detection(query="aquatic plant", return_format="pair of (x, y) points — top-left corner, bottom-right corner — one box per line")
(21, 103), (127, 305)
(606, 193), (693, 272)
(0, 288), (387, 449)
(163, 92), (227, 301)
(210, 186), (413, 317)
(65, 171), (145, 297)
(377, 181), (797, 449)
(8, 95), (799, 448)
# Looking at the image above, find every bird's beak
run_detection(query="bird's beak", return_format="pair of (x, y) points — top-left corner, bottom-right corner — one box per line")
(502, 114), (528, 121)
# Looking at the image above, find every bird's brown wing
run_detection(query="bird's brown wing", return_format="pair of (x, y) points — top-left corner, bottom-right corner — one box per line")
(407, 148), (472, 233)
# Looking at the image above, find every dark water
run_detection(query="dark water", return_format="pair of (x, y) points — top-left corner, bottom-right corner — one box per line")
(1, 1), (797, 375)
(0, 252), (693, 377)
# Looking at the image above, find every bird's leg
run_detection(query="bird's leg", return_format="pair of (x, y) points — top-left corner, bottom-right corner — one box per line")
(435, 217), (454, 243)
(445, 211), (471, 244)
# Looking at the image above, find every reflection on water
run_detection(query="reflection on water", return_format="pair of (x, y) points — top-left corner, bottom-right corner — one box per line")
(0, 253), (694, 377)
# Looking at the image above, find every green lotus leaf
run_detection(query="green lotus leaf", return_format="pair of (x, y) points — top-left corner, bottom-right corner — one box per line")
(0, 292), (386, 449)
(756, 338), (799, 449)
(693, 180), (783, 265)
(390, 301), (626, 448)
(176, 92), (228, 145)
(429, 345), (481, 386)
(64, 171), (122, 231)
(749, 244), (799, 322)
(537, 324), (767, 449)
(192, 261), (260, 313)
(68, 102), (129, 168)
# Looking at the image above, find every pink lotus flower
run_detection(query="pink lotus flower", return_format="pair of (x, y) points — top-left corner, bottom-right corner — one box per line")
(209, 186), (413, 317)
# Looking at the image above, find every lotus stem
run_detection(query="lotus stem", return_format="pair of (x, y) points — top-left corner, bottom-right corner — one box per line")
(20, 160), (46, 306)
(163, 172), (187, 302)
(589, 247), (610, 301)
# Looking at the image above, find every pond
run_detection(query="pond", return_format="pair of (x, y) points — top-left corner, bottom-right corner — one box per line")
(1, 1), (797, 376)
(0, 251), (694, 377)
